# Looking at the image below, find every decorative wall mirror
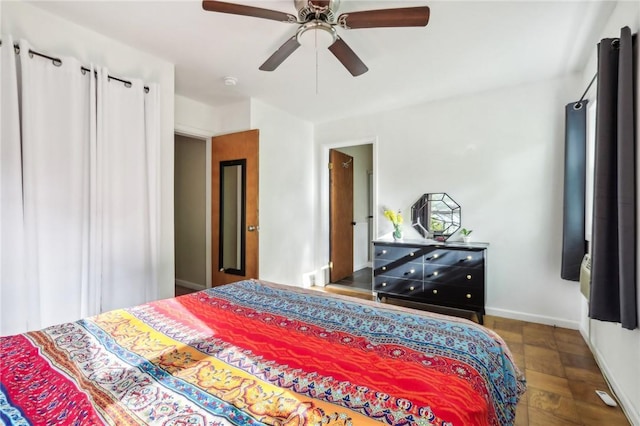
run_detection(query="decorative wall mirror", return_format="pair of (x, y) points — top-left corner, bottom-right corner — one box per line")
(411, 193), (461, 241)
(219, 159), (246, 275)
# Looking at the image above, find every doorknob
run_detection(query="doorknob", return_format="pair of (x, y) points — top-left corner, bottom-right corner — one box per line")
(248, 225), (260, 232)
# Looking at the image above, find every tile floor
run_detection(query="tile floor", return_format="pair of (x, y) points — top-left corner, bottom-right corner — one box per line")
(329, 267), (372, 292)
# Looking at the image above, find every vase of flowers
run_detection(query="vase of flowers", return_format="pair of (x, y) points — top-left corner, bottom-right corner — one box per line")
(384, 209), (403, 241)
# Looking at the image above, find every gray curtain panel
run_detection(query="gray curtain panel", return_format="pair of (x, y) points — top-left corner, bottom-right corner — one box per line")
(561, 102), (587, 281)
(589, 26), (637, 330)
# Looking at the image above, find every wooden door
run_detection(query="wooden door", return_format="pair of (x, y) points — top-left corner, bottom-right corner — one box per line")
(330, 149), (354, 282)
(211, 130), (259, 286)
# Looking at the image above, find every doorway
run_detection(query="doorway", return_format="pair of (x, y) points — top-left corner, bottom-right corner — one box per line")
(174, 129), (260, 295)
(174, 134), (211, 296)
(328, 143), (374, 293)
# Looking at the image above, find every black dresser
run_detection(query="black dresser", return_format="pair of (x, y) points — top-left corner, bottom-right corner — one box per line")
(373, 238), (488, 324)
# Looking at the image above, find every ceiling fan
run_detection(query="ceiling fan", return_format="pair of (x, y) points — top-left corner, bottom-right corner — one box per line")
(202, 0), (430, 76)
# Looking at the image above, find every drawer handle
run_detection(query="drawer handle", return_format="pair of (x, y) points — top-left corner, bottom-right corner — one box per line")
(381, 282), (387, 287)
(467, 255), (473, 260)
(432, 289), (438, 294)
(433, 271), (439, 276)
(466, 274), (472, 280)
(381, 266), (387, 271)
(382, 250), (387, 254)
(409, 252), (415, 257)
(433, 254), (439, 258)
(466, 293), (472, 299)
(409, 286), (415, 291)
(404, 268), (415, 275)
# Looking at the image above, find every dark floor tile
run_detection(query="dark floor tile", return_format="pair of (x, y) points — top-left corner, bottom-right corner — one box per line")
(524, 345), (565, 377)
(527, 388), (580, 423)
(332, 267), (372, 291)
(523, 327), (558, 350)
(175, 285), (197, 296)
(559, 352), (599, 371)
(568, 380), (613, 406)
(575, 400), (630, 425)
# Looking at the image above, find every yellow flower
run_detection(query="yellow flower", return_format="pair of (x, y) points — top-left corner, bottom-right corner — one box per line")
(383, 209), (402, 226)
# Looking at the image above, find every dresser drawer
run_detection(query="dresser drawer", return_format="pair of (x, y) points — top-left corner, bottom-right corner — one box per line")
(373, 245), (423, 266)
(375, 262), (422, 280)
(374, 277), (422, 295)
(423, 248), (484, 269)
(422, 282), (484, 308)
(423, 265), (484, 287)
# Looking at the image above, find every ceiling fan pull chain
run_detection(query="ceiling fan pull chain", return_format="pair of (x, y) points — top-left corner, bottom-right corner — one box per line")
(315, 29), (319, 95)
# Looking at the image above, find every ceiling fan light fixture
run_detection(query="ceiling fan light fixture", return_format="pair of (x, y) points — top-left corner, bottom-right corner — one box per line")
(296, 21), (336, 49)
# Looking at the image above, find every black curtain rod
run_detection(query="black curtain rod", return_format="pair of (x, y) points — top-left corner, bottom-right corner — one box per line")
(573, 38), (624, 110)
(80, 66), (149, 94)
(573, 73), (597, 110)
(1, 40), (150, 93)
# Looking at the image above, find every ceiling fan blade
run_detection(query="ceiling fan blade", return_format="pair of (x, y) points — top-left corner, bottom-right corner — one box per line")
(328, 36), (368, 77)
(337, 6), (430, 29)
(202, 1), (297, 23)
(259, 36), (301, 71)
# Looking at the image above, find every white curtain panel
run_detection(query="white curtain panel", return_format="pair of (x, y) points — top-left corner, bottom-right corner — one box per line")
(16, 40), (94, 331)
(96, 68), (159, 312)
(0, 38), (161, 335)
(144, 82), (161, 303)
(1, 36), (28, 335)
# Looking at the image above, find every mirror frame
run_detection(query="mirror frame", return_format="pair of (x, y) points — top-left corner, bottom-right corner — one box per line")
(411, 193), (461, 241)
(218, 159), (246, 276)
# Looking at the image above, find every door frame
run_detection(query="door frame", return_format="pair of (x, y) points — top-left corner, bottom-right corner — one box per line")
(318, 137), (378, 286)
(175, 126), (213, 289)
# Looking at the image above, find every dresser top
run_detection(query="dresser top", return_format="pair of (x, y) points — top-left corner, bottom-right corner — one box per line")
(374, 237), (489, 249)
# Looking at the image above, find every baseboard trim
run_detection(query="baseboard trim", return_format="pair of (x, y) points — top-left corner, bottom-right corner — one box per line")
(486, 307), (580, 330)
(353, 263), (370, 271)
(589, 342), (639, 426)
(175, 279), (206, 291)
(579, 319), (639, 426)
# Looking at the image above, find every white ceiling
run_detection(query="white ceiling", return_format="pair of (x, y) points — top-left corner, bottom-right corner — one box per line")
(29, 0), (616, 124)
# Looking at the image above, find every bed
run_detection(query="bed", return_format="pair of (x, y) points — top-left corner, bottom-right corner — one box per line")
(0, 279), (525, 425)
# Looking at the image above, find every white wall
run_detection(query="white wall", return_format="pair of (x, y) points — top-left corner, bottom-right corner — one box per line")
(174, 135), (207, 289)
(175, 97), (316, 287)
(2, 1), (176, 301)
(175, 94), (250, 137)
(578, 2), (640, 424)
(250, 99), (316, 287)
(315, 76), (584, 328)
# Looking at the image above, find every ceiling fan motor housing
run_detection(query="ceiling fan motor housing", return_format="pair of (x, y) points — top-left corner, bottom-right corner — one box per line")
(294, 0), (340, 22)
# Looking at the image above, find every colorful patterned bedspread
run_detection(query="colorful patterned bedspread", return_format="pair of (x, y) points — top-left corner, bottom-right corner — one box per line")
(0, 280), (525, 425)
